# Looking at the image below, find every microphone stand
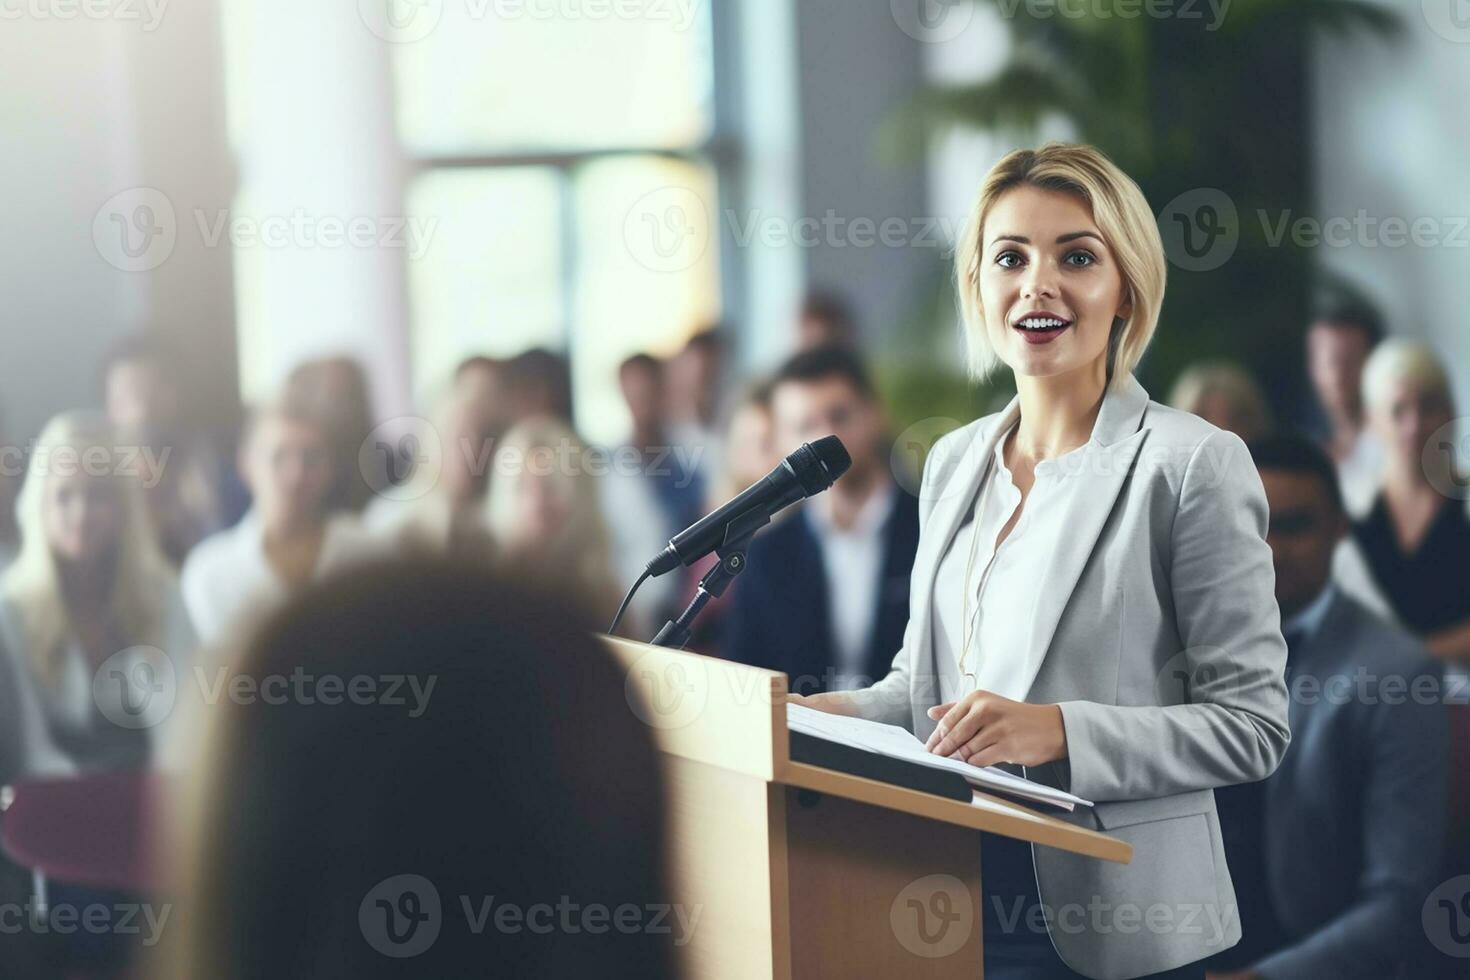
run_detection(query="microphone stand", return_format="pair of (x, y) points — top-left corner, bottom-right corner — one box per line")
(650, 509), (770, 650)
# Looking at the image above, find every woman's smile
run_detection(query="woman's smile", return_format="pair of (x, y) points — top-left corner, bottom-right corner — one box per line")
(1012, 309), (1074, 345)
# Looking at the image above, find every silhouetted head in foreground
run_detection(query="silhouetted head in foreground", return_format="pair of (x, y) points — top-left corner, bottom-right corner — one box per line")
(170, 559), (676, 978)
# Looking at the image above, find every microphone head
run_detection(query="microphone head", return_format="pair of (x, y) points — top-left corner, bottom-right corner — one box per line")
(789, 436), (852, 495)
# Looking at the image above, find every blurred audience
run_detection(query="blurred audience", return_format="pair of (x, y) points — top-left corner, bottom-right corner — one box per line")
(1352, 339), (1470, 665)
(505, 347), (573, 423)
(797, 289), (859, 351)
(683, 381), (779, 655)
(726, 347), (918, 693)
(0, 409), (21, 571)
(665, 329), (727, 480)
(164, 560), (676, 979)
(101, 334), (227, 567)
(453, 354), (517, 444)
(621, 352), (706, 533)
(282, 355), (379, 513)
(0, 412), (194, 784)
(709, 381), (779, 508)
(364, 385), (498, 559)
(181, 401), (382, 647)
(1168, 360), (1274, 443)
(483, 417), (622, 626)
(1207, 434), (1447, 980)
(602, 354), (699, 630)
(1306, 301), (1385, 518)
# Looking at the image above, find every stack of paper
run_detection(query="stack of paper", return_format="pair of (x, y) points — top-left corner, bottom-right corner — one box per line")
(787, 703), (1092, 812)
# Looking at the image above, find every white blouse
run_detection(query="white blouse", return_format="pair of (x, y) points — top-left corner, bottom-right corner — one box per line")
(932, 419), (1092, 705)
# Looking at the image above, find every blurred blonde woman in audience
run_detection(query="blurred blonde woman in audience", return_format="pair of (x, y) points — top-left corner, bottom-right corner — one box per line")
(1168, 359), (1274, 444)
(181, 400), (382, 647)
(1352, 339), (1470, 664)
(483, 417), (621, 626)
(0, 412), (194, 783)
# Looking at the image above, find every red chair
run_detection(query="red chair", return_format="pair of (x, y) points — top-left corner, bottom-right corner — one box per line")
(0, 770), (171, 895)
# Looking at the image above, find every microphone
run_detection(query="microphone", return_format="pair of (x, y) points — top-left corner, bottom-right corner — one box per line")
(645, 435), (851, 578)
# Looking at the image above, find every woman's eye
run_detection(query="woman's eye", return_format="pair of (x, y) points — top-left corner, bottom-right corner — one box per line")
(995, 251), (1024, 268)
(1064, 250), (1097, 267)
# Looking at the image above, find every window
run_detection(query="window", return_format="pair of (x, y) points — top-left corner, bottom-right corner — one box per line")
(394, 3), (724, 445)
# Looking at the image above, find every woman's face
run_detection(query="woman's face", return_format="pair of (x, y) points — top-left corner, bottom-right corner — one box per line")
(43, 470), (123, 566)
(1369, 375), (1454, 466)
(511, 468), (574, 547)
(978, 185), (1132, 385)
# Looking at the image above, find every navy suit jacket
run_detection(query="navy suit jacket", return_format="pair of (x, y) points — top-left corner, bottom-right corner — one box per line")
(725, 489), (920, 695)
(1210, 590), (1449, 979)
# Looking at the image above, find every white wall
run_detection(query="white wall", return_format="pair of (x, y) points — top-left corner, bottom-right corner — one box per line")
(1312, 11), (1470, 412)
(0, 4), (237, 444)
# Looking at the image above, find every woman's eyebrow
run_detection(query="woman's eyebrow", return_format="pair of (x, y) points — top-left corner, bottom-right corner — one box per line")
(988, 231), (1105, 246)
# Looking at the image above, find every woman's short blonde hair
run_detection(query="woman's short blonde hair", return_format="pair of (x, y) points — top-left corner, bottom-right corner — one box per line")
(954, 143), (1167, 387)
(1361, 337), (1455, 418)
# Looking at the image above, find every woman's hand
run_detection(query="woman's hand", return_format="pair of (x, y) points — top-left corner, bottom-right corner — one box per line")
(924, 691), (1067, 767)
(786, 692), (860, 717)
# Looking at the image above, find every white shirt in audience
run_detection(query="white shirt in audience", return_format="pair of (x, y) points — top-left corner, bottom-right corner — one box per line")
(1336, 429), (1385, 520)
(599, 465), (679, 631)
(180, 508), (384, 646)
(804, 482), (896, 692)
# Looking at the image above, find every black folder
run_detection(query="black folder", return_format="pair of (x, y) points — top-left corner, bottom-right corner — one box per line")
(788, 730), (974, 803)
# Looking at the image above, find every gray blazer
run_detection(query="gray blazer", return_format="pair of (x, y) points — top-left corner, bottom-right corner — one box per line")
(847, 373), (1292, 980)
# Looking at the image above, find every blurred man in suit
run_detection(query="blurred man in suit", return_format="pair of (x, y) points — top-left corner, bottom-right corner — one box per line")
(1305, 301), (1384, 518)
(1206, 434), (1447, 980)
(726, 347), (917, 694)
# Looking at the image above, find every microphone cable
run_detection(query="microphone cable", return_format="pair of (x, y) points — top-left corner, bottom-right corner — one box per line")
(608, 567), (652, 637)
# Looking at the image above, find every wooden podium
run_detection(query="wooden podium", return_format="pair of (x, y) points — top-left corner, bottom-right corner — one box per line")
(606, 637), (1131, 980)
